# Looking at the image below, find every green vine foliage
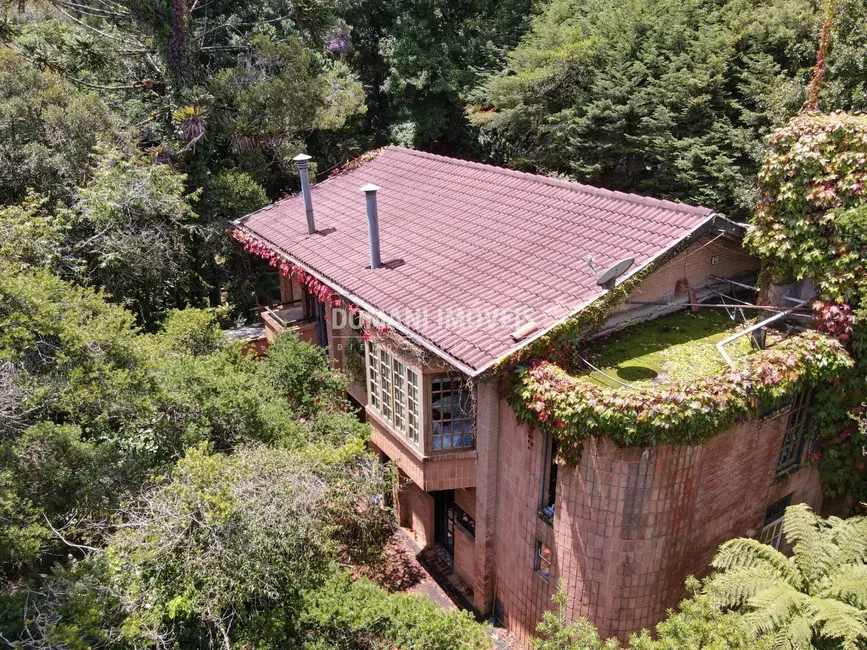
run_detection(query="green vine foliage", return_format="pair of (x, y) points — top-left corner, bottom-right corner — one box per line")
(745, 111), (867, 511)
(344, 333), (366, 385)
(506, 331), (852, 452)
(502, 229), (851, 464)
(745, 112), (867, 304)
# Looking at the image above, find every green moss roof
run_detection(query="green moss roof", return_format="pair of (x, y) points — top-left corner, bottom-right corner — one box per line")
(579, 310), (757, 388)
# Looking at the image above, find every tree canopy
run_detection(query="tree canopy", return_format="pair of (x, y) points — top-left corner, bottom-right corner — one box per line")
(2, 0), (867, 646)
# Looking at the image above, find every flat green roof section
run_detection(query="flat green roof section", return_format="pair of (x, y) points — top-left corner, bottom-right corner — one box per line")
(580, 310), (757, 388)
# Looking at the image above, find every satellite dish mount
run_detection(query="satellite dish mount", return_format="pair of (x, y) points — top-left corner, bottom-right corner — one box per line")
(586, 256), (635, 291)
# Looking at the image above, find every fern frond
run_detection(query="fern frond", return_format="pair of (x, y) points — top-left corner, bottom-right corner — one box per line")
(782, 504), (833, 585)
(705, 567), (780, 608)
(782, 503), (823, 546)
(789, 527), (834, 592)
(826, 514), (867, 569)
(712, 538), (798, 585)
(823, 563), (867, 609)
(765, 611), (813, 650)
(808, 595), (867, 650)
(742, 585), (807, 635)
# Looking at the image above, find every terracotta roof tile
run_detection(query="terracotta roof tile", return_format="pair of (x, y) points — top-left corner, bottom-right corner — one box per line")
(236, 146), (713, 374)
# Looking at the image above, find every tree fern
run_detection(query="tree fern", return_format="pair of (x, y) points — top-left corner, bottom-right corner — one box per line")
(706, 567), (782, 607)
(704, 504), (867, 650)
(823, 564), (867, 609)
(711, 538), (798, 585)
(827, 515), (867, 568)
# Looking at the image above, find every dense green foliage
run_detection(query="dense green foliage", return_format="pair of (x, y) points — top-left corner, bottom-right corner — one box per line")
(0, 265), (491, 648)
(706, 504), (867, 650)
(473, 0), (867, 217)
(0, 0), (366, 324)
(301, 571), (490, 650)
(746, 113), (867, 305)
(744, 110), (867, 510)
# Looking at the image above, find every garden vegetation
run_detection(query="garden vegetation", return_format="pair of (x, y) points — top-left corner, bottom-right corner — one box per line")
(1, 0), (866, 647)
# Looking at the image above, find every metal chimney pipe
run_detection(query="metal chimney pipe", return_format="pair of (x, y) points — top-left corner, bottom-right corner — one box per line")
(360, 183), (381, 269)
(292, 153), (316, 234)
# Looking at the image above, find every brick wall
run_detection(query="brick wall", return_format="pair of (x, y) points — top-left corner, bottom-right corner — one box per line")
(473, 380), (502, 613)
(369, 414), (476, 490)
(556, 438), (701, 638)
(606, 235), (760, 331)
(615, 235), (759, 313)
(454, 524), (476, 586)
(456, 487), (476, 519)
(492, 406), (557, 643)
(493, 399), (824, 646)
(680, 408), (823, 578)
(393, 474), (435, 548)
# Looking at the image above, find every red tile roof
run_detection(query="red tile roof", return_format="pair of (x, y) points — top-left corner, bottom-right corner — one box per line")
(235, 146), (714, 375)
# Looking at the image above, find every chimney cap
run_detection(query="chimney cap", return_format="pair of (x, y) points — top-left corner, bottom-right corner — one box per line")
(292, 153), (312, 162)
(360, 183), (381, 193)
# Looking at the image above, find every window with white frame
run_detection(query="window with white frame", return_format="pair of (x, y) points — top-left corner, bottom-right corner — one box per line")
(367, 342), (380, 410)
(431, 376), (473, 450)
(759, 493), (792, 550)
(406, 368), (420, 444)
(366, 341), (421, 447)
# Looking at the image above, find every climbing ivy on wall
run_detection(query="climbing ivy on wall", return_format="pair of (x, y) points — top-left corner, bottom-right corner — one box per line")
(745, 110), (867, 512)
(232, 227), (345, 309)
(745, 112), (867, 306)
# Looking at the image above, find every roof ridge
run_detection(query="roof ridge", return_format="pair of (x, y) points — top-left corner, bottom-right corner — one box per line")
(385, 145), (713, 217)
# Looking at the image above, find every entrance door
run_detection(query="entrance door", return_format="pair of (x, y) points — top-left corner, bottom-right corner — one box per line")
(433, 490), (455, 556)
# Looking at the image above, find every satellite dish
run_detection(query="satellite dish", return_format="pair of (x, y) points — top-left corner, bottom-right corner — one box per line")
(595, 257), (634, 290)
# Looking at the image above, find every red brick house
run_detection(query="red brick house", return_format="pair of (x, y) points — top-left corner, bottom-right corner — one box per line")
(231, 147), (844, 644)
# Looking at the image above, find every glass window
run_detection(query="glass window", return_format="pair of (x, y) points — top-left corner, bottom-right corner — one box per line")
(759, 493), (792, 550)
(431, 376), (473, 450)
(379, 348), (393, 421)
(540, 434), (558, 522)
(455, 505), (475, 537)
(366, 342), (421, 448)
(367, 341), (380, 410)
(407, 369), (420, 444)
(535, 541), (552, 580)
(393, 358), (406, 433)
(777, 390), (811, 475)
